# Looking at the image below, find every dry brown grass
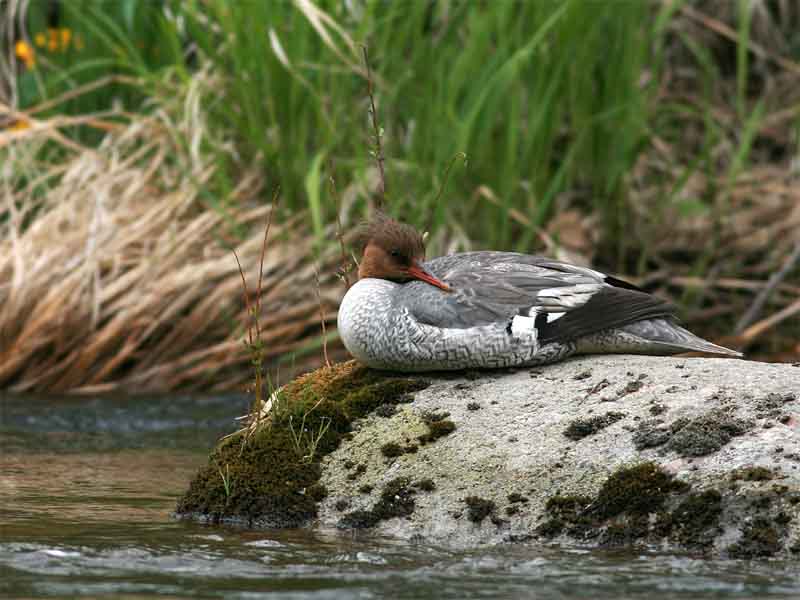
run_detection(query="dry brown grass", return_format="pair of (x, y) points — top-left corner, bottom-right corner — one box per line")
(624, 3), (800, 359)
(627, 159), (800, 356)
(0, 74), (345, 394)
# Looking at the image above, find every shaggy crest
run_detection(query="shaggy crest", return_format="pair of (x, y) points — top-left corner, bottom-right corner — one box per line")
(355, 211), (426, 259)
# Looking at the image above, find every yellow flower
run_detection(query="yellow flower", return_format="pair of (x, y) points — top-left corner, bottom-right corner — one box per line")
(48, 28), (59, 52)
(10, 119), (31, 131)
(14, 40), (35, 69)
(60, 28), (72, 52)
(35, 32), (46, 47)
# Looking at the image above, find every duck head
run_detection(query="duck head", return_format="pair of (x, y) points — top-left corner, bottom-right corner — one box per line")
(357, 213), (451, 291)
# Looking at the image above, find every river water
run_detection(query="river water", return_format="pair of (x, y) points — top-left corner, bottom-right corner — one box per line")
(1, 391), (798, 599)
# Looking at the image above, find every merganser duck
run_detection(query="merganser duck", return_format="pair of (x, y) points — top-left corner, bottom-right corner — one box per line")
(337, 213), (741, 371)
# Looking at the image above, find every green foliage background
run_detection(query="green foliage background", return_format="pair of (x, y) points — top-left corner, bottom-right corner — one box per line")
(10, 1), (797, 301)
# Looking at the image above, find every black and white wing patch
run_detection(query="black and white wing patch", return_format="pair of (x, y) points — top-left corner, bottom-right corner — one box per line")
(535, 285), (675, 344)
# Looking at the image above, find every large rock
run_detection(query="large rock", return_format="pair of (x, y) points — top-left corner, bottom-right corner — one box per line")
(176, 356), (800, 558)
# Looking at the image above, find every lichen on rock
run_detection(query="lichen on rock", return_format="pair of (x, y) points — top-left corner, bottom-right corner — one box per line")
(632, 408), (753, 457)
(464, 496), (497, 523)
(338, 476), (434, 529)
(536, 464), (734, 551)
(666, 410), (753, 457)
(563, 411), (626, 441)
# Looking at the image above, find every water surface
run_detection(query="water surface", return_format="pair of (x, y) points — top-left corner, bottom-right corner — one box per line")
(1, 391), (798, 599)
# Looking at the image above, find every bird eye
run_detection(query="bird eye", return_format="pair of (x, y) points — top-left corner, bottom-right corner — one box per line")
(390, 249), (401, 258)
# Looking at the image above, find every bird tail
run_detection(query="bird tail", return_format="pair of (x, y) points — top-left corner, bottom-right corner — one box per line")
(576, 318), (743, 358)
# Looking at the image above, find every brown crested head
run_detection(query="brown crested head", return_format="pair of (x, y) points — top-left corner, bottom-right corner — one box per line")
(356, 212), (450, 291)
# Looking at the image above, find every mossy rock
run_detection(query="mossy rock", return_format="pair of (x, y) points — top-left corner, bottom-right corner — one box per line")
(537, 463), (694, 545)
(661, 490), (724, 550)
(175, 361), (429, 527)
(338, 476), (418, 529)
(632, 410), (752, 456)
(563, 411), (626, 441)
(464, 496), (496, 523)
(592, 462), (690, 519)
(418, 418), (456, 445)
(730, 466), (776, 482)
(175, 428), (321, 527)
(728, 517), (783, 558)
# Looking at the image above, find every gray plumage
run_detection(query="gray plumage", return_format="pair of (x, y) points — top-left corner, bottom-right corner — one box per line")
(338, 250), (741, 372)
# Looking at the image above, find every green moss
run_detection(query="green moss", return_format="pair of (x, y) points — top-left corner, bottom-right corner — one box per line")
(341, 380), (427, 417)
(339, 476), (417, 529)
(346, 463), (367, 480)
(464, 496), (496, 523)
(421, 410), (450, 423)
(337, 509), (375, 528)
(666, 410), (753, 457)
(374, 404), (398, 417)
(381, 442), (418, 458)
(666, 490), (723, 549)
(730, 466), (776, 482)
(600, 519), (649, 547)
(632, 420), (672, 450)
(594, 462), (689, 519)
(546, 495), (593, 519)
(634, 410), (752, 456)
(175, 428), (321, 527)
(414, 478), (436, 492)
(728, 517), (782, 558)
(563, 411), (626, 441)
(537, 465), (692, 546)
(381, 442), (404, 457)
(376, 477), (417, 518)
(176, 361), (430, 527)
(754, 392), (796, 419)
(418, 419), (456, 445)
(536, 495), (593, 538)
(535, 465), (738, 553)
(536, 518), (565, 537)
(673, 490), (722, 531)
(306, 483), (328, 502)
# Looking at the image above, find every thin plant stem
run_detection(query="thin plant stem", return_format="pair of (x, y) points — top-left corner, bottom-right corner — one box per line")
(328, 172), (353, 289)
(362, 44), (386, 208)
(425, 151), (468, 234)
(313, 263), (331, 368)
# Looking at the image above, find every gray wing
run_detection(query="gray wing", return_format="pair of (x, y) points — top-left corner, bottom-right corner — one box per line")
(395, 251), (676, 344)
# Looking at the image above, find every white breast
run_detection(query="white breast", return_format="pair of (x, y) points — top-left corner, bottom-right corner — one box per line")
(337, 278), (400, 366)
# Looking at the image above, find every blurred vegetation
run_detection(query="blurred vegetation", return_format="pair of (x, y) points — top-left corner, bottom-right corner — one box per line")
(6, 1), (763, 246)
(2, 0), (799, 389)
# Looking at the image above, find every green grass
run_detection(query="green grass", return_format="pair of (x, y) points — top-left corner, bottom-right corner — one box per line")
(175, 0), (656, 254)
